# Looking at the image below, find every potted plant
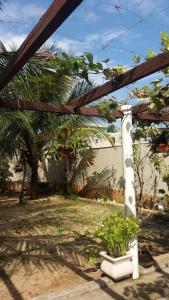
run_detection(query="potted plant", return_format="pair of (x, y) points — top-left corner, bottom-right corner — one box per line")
(95, 212), (140, 280)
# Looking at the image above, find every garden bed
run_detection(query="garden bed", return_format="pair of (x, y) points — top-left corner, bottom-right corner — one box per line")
(0, 196), (169, 299)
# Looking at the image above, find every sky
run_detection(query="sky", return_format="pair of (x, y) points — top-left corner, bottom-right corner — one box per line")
(0, 0), (169, 105)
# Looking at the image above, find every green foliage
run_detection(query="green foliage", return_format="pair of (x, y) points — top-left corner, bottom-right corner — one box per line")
(55, 51), (105, 85)
(133, 55), (141, 64)
(0, 42), (114, 197)
(107, 124), (116, 133)
(133, 144), (141, 165)
(161, 31), (169, 51)
(64, 186), (78, 199)
(146, 50), (156, 60)
(95, 212), (140, 257)
(97, 98), (118, 123)
(162, 165), (169, 188)
(131, 86), (151, 99)
(134, 125), (159, 140)
(150, 153), (164, 173)
(130, 32), (169, 114)
(0, 156), (12, 192)
(103, 65), (127, 80)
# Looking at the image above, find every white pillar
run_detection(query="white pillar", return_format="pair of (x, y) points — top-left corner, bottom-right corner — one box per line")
(121, 105), (139, 279)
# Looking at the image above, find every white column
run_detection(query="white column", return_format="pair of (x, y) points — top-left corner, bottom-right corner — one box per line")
(121, 105), (139, 279)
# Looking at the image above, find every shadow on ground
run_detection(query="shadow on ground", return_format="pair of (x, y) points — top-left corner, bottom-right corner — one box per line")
(0, 199), (169, 299)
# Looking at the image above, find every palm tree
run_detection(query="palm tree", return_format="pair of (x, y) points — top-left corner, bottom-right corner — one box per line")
(0, 44), (113, 200)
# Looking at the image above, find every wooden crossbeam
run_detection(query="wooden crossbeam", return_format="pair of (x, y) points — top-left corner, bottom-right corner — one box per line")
(69, 51), (169, 109)
(0, 100), (103, 117)
(0, 99), (125, 118)
(0, 0), (83, 90)
(131, 103), (150, 114)
(137, 112), (169, 121)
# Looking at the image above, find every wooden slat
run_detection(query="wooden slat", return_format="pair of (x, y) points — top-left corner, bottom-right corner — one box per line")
(0, 0), (83, 90)
(0, 99), (125, 118)
(131, 103), (150, 114)
(70, 51), (169, 109)
(137, 112), (169, 121)
(0, 100), (102, 117)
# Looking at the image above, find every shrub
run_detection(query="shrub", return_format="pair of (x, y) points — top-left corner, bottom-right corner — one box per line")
(95, 212), (140, 257)
(0, 157), (12, 193)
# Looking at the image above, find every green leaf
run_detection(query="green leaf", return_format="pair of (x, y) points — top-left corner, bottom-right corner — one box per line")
(80, 70), (90, 83)
(146, 50), (156, 60)
(102, 58), (109, 63)
(97, 62), (103, 70)
(133, 55), (140, 64)
(84, 52), (93, 65)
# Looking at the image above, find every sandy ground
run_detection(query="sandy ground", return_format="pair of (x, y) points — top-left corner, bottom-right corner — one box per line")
(0, 196), (169, 300)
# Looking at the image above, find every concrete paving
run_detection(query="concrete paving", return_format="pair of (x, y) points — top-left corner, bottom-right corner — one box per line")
(69, 269), (169, 300)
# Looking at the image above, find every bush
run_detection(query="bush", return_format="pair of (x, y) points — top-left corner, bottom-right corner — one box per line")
(95, 212), (140, 258)
(0, 157), (12, 193)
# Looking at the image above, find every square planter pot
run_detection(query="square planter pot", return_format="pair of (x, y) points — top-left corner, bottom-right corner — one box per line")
(100, 251), (133, 280)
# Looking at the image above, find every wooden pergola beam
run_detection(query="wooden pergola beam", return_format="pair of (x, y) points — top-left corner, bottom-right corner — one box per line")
(0, 100), (125, 118)
(131, 103), (150, 114)
(0, 0), (83, 90)
(0, 99), (103, 117)
(70, 51), (169, 109)
(137, 112), (169, 121)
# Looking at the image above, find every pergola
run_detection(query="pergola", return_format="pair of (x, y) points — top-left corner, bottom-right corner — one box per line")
(1, 0), (169, 280)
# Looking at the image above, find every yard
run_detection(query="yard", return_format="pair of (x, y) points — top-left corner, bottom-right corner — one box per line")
(0, 196), (169, 300)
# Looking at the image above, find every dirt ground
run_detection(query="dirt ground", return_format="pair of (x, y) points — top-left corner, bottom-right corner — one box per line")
(0, 196), (169, 300)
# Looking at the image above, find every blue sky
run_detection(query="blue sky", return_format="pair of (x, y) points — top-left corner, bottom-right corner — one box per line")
(0, 0), (169, 103)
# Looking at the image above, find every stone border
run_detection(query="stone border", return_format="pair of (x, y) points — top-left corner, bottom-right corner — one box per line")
(31, 277), (112, 300)
(32, 252), (169, 300)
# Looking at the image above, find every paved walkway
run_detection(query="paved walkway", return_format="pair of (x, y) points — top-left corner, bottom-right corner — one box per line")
(70, 269), (169, 300)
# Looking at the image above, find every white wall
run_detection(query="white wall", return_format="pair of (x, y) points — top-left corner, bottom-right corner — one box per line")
(9, 142), (169, 196)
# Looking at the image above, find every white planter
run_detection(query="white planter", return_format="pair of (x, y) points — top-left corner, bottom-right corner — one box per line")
(100, 251), (133, 280)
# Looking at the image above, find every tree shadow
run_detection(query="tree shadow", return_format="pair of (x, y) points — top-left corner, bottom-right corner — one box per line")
(0, 268), (24, 300)
(0, 199), (169, 299)
(0, 232), (127, 299)
(123, 252), (169, 300)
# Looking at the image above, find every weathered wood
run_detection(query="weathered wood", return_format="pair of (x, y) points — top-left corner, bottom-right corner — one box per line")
(137, 112), (169, 121)
(0, 99), (103, 117)
(131, 103), (149, 114)
(0, 99), (125, 118)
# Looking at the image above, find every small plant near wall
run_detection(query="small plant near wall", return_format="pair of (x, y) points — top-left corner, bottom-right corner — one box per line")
(95, 212), (140, 280)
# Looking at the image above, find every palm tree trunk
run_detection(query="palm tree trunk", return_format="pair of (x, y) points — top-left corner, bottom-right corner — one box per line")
(19, 160), (27, 204)
(30, 161), (39, 199)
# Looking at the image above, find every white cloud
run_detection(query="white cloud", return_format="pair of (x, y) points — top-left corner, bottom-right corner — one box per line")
(126, 0), (165, 16)
(53, 29), (128, 53)
(0, 30), (26, 49)
(86, 33), (100, 42)
(85, 12), (101, 23)
(53, 38), (85, 54)
(52, 27), (141, 54)
(4, 34), (27, 49)
(0, 2), (44, 22)
(21, 4), (44, 19)
(101, 29), (127, 43)
(0, 2), (44, 50)
(104, 0), (169, 21)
